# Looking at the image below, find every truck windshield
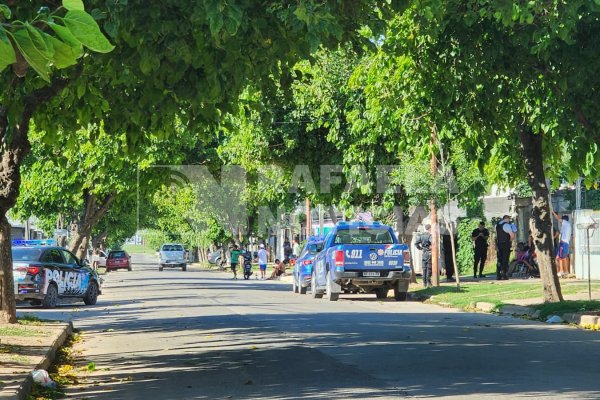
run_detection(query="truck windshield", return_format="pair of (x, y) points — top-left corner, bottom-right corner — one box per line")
(333, 228), (394, 245)
(162, 245), (184, 252)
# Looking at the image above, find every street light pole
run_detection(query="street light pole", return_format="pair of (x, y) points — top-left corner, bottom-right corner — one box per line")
(587, 228), (592, 301)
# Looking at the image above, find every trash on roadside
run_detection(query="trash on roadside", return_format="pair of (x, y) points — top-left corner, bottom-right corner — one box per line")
(32, 369), (57, 388)
(546, 315), (564, 324)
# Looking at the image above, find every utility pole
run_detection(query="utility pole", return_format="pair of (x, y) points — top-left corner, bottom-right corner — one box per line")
(430, 126), (440, 287)
(305, 198), (311, 239)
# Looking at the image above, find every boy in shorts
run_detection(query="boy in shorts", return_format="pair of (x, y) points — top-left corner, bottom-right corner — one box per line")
(257, 244), (268, 280)
(230, 244), (243, 280)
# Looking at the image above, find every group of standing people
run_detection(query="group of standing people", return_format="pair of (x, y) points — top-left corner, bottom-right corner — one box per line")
(226, 242), (290, 280)
(416, 210), (572, 286)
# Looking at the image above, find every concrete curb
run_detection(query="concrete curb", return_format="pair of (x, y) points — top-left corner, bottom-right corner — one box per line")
(473, 302), (600, 329)
(0, 321), (73, 400)
(562, 313), (600, 328)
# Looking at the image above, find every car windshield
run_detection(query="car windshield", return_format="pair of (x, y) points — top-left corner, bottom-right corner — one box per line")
(333, 228), (394, 244)
(162, 245), (183, 252)
(11, 248), (43, 262)
(109, 251), (127, 259)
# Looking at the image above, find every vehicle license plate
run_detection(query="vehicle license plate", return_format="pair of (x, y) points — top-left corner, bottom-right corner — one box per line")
(364, 261), (384, 267)
(362, 271), (380, 277)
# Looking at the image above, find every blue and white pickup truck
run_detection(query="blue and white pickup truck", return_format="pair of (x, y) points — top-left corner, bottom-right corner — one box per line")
(311, 221), (411, 301)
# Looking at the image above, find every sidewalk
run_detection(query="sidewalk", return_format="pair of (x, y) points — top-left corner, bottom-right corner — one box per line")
(0, 321), (72, 400)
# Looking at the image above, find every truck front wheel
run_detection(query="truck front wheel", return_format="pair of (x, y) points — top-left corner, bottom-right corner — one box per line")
(394, 287), (408, 301)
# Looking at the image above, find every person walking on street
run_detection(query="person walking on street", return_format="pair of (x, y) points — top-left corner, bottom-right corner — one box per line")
(416, 224), (433, 288)
(230, 244), (243, 280)
(552, 211), (572, 278)
(472, 221), (489, 279)
(496, 215), (515, 280)
(257, 243), (268, 280)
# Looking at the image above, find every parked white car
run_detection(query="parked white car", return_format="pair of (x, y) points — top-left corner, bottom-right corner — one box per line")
(159, 244), (187, 271)
(91, 250), (107, 269)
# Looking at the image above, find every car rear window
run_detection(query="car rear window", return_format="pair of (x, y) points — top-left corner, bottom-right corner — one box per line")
(333, 228), (394, 245)
(11, 248), (43, 261)
(162, 245), (184, 252)
(109, 251), (127, 259)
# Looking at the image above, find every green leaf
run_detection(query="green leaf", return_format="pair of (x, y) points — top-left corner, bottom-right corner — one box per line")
(11, 29), (51, 81)
(63, 10), (114, 53)
(45, 34), (80, 68)
(63, 0), (85, 11)
(76, 80), (86, 98)
(0, 4), (11, 19)
(48, 22), (83, 51)
(0, 29), (16, 72)
(25, 23), (54, 60)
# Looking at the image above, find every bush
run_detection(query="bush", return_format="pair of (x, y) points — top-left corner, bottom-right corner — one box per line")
(456, 218), (481, 274)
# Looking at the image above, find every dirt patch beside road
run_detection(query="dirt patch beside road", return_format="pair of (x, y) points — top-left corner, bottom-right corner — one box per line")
(0, 319), (71, 399)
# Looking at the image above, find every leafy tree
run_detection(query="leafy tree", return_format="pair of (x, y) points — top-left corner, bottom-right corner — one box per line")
(1, 0), (394, 322)
(351, 1), (600, 302)
(0, 0), (113, 323)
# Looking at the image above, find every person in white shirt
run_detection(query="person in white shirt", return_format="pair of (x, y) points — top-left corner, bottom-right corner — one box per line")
(257, 244), (268, 280)
(552, 211), (572, 277)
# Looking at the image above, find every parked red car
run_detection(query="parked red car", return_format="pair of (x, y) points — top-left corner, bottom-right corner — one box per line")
(105, 250), (132, 272)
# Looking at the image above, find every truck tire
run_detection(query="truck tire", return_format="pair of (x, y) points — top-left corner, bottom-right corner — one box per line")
(311, 271), (323, 299)
(83, 281), (99, 305)
(375, 288), (389, 299)
(394, 287), (408, 301)
(181, 264), (187, 271)
(326, 272), (339, 301)
(42, 283), (59, 309)
(159, 265), (164, 271)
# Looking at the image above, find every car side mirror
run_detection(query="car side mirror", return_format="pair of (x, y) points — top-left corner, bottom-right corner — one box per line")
(79, 259), (90, 267)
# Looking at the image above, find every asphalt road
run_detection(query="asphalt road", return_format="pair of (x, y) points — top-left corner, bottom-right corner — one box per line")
(19, 253), (600, 399)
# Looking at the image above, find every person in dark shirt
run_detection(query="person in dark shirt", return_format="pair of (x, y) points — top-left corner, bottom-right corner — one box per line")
(471, 222), (489, 279)
(416, 224), (433, 288)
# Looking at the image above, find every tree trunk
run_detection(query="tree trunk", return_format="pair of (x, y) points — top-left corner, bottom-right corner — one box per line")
(430, 127), (440, 286)
(0, 74), (73, 324)
(69, 191), (116, 260)
(91, 229), (108, 250)
(0, 120), (31, 324)
(520, 126), (563, 302)
(328, 206), (338, 224)
(0, 215), (17, 323)
(394, 206), (404, 242)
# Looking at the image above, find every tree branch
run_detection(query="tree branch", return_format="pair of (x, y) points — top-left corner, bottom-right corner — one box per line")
(0, 105), (7, 144)
(573, 104), (594, 132)
(17, 77), (71, 144)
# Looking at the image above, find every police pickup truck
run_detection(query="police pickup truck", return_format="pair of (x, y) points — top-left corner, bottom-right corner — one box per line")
(311, 221), (411, 301)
